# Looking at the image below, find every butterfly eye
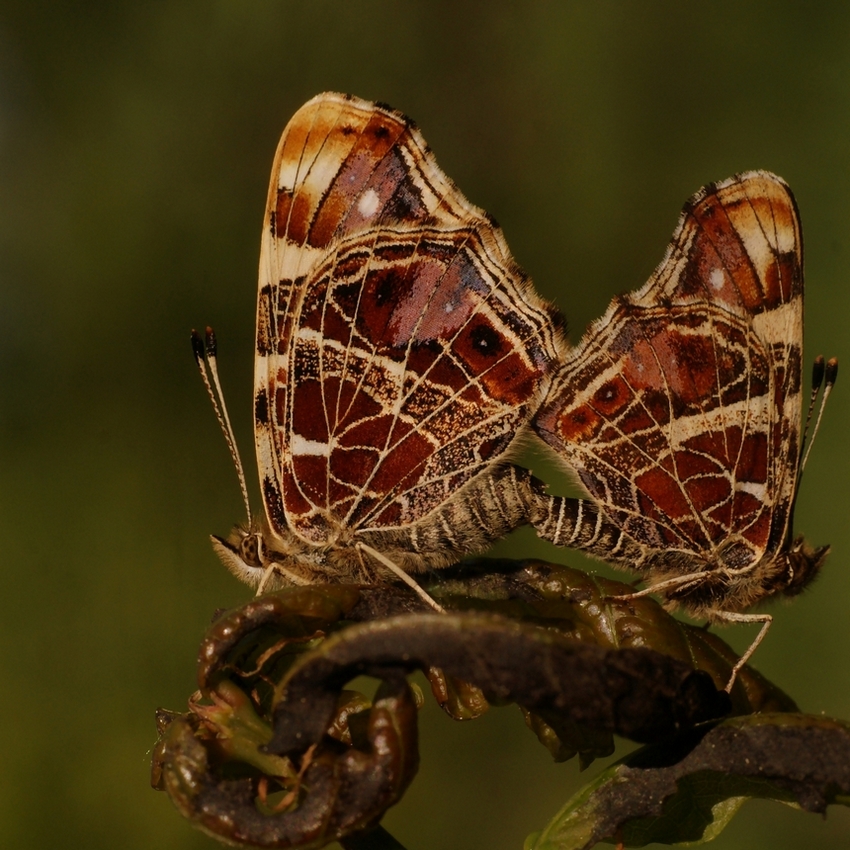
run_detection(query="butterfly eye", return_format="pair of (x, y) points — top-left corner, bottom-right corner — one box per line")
(239, 534), (262, 568)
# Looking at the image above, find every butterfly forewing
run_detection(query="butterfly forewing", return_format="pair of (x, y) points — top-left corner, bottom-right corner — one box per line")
(535, 172), (804, 564)
(254, 93), (561, 548)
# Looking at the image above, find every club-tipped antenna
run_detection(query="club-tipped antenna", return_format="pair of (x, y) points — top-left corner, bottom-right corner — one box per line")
(800, 356), (838, 474)
(192, 327), (253, 525)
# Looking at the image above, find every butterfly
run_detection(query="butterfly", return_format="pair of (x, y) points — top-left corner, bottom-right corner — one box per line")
(194, 92), (564, 603)
(530, 171), (835, 687)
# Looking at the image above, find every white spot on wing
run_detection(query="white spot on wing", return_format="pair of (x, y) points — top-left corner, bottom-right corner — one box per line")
(709, 268), (725, 291)
(291, 434), (330, 456)
(736, 481), (766, 500)
(773, 223), (796, 254)
(357, 188), (380, 219)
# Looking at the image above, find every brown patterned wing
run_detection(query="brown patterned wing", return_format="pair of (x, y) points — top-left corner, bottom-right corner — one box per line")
(255, 93), (561, 544)
(534, 172), (804, 562)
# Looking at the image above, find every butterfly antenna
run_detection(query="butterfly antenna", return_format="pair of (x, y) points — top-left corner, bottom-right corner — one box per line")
(800, 356), (838, 474)
(797, 355), (825, 472)
(191, 327), (253, 525)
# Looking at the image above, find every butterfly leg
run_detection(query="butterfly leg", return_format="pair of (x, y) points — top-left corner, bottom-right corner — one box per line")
(613, 575), (773, 691)
(708, 610), (773, 692)
(355, 542), (445, 613)
(613, 572), (706, 601)
(256, 563), (279, 596)
(256, 560), (313, 595)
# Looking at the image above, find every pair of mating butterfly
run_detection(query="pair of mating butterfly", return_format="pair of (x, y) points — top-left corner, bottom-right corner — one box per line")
(195, 92), (836, 688)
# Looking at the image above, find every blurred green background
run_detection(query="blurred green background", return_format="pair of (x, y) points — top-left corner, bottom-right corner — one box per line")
(1, 2), (848, 848)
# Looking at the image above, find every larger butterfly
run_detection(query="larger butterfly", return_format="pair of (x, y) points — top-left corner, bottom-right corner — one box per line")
(196, 93), (563, 600)
(530, 171), (834, 685)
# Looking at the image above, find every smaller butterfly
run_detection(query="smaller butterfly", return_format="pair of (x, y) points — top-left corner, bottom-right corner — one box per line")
(530, 171), (836, 688)
(194, 93), (564, 606)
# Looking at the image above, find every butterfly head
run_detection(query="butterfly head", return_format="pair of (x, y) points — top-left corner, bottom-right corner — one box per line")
(210, 526), (268, 589)
(777, 538), (830, 598)
(211, 523), (321, 592)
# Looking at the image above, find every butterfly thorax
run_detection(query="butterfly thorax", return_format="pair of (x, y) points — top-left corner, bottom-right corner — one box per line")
(648, 535), (828, 620)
